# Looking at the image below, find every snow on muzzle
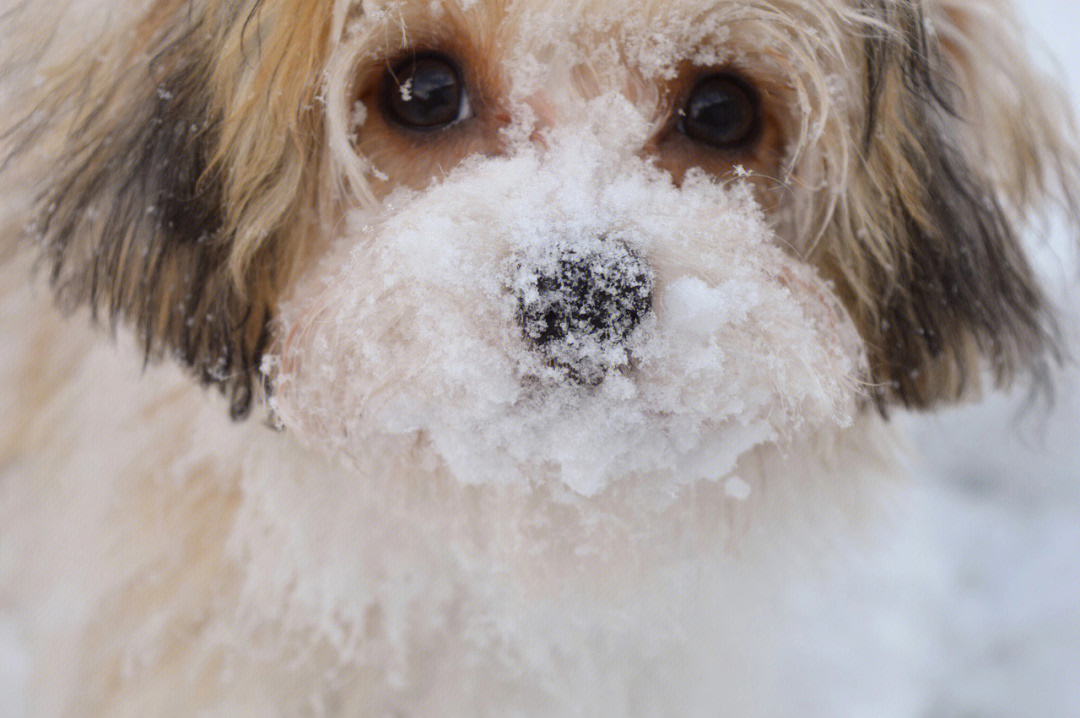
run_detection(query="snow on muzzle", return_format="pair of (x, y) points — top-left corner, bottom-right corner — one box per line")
(269, 131), (868, 496)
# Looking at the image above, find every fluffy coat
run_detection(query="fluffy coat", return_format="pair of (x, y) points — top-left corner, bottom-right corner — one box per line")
(1, 0), (1075, 715)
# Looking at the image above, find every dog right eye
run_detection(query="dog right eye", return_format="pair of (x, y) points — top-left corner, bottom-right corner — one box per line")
(382, 53), (468, 131)
(680, 73), (761, 151)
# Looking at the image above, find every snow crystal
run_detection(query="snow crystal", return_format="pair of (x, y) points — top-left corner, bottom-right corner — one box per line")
(350, 99), (368, 128)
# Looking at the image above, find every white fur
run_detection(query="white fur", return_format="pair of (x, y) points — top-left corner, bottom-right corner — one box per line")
(0, 110), (906, 716)
(0, 271), (903, 715)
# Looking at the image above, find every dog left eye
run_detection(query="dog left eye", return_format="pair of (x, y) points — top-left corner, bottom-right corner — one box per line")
(382, 53), (468, 131)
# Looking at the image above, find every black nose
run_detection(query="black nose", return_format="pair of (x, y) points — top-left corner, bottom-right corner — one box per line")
(514, 238), (653, 383)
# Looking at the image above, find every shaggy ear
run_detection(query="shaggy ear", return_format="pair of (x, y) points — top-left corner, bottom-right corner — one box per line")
(1, 0), (330, 419)
(833, 0), (1077, 410)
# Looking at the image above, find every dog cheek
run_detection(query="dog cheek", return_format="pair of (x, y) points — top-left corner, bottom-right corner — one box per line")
(270, 214), (523, 458)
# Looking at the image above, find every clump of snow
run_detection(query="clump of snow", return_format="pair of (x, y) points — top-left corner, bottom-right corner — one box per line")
(350, 99), (368, 128)
(725, 476), (752, 501)
(270, 94), (866, 496)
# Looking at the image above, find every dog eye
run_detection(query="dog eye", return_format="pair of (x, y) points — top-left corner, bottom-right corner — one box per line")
(680, 73), (761, 150)
(382, 53), (467, 131)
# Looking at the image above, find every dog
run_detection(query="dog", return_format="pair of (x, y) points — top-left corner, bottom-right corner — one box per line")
(1, 0), (1076, 715)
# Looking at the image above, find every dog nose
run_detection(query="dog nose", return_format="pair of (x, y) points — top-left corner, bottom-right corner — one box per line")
(513, 238), (654, 383)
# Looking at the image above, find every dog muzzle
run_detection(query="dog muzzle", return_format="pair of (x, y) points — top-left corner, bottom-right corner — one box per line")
(270, 98), (866, 496)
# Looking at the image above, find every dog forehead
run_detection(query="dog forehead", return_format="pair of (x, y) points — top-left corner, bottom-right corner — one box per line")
(344, 0), (852, 61)
(349, 0), (848, 18)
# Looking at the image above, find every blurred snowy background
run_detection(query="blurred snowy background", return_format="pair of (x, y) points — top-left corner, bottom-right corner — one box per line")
(779, 2), (1080, 716)
(1, 2), (1078, 717)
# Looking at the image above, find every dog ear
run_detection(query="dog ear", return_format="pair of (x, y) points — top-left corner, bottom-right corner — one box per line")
(2, 1), (330, 419)
(928, 0), (1078, 214)
(828, 0), (1077, 410)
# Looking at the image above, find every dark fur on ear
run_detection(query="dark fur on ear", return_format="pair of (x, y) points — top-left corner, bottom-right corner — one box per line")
(4, 4), (272, 419)
(842, 0), (1071, 410)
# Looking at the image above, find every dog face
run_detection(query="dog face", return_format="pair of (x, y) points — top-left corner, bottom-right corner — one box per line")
(4, 1), (1078, 713)
(2, 0), (1074, 490)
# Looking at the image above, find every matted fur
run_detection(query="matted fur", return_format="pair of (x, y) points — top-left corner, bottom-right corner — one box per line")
(1, 0), (1076, 716)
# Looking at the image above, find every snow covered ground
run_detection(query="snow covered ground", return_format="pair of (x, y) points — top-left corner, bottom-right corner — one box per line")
(778, 2), (1080, 715)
